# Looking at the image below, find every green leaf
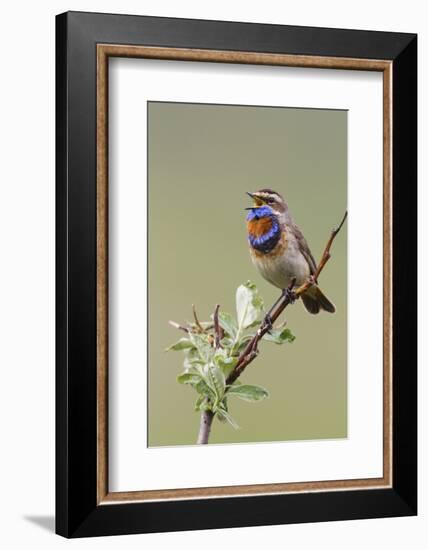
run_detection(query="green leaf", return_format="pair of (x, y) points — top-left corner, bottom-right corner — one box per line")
(165, 338), (195, 351)
(188, 332), (213, 363)
(244, 319), (262, 329)
(263, 326), (296, 345)
(214, 353), (238, 377)
(216, 397), (228, 422)
(216, 407), (239, 429)
(227, 384), (269, 402)
(207, 362), (226, 402)
(234, 334), (253, 353)
(177, 372), (201, 385)
(193, 369), (217, 404)
(213, 347), (228, 360)
(194, 395), (204, 411)
(194, 378), (216, 401)
(183, 354), (203, 371)
(220, 337), (234, 349)
(194, 395), (211, 411)
(236, 281), (264, 330)
(218, 312), (238, 339)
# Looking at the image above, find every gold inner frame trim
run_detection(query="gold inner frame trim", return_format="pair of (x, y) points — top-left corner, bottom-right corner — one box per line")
(96, 44), (393, 505)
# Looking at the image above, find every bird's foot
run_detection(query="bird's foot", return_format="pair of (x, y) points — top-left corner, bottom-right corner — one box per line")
(282, 287), (296, 304)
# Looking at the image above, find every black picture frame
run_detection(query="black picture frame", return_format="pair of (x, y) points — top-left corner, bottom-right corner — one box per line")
(56, 11), (417, 538)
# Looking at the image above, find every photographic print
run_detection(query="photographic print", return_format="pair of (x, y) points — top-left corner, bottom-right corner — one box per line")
(147, 101), (347, 446)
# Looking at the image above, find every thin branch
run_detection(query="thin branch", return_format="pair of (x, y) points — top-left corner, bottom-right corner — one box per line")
(313, 210), (348, 282)
(168, 320), (190, 333)
(192, 304), (205, 333)
(197, 410), (214, 444)
(213, 304), (223, 349)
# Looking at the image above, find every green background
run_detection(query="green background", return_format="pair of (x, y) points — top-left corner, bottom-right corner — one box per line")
(147, 102), (347, 446)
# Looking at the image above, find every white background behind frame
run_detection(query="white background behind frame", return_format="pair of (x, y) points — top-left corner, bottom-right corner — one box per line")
(108, 57), (383, 493)
(0, 0), (425, 548)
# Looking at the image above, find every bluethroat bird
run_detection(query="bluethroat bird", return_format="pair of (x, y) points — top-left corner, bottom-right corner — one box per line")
(246, 189), (336, 315)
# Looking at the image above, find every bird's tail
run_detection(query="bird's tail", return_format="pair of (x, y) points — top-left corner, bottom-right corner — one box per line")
(301, 285), (336, 315)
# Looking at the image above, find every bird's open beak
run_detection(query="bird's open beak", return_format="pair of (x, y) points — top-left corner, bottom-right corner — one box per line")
(246, 191), (264, 208)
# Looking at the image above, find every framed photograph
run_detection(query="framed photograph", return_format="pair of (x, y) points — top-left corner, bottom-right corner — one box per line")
(56, 11), (417, 537)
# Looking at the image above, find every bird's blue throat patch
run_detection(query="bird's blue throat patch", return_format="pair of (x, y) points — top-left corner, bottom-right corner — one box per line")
(246, 206), (281, 253)
(246, 205), (273, 221)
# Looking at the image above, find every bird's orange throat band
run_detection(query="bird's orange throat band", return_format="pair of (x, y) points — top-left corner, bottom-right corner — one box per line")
(247, 217), (273, 238)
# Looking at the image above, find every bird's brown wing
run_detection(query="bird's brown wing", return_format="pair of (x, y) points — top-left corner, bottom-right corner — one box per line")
(291, 223), (317, 276)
